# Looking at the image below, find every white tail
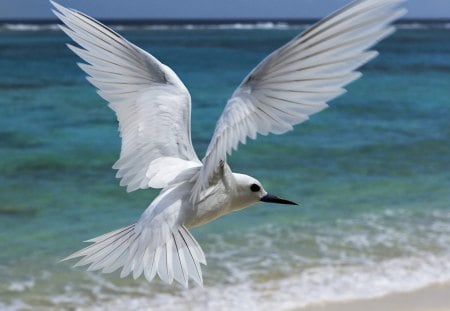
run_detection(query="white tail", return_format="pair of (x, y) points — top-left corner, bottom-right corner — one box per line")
(62, 224), (206, 288)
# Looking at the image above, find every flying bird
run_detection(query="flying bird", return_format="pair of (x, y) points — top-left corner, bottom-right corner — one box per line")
(52, 0), (406, 288)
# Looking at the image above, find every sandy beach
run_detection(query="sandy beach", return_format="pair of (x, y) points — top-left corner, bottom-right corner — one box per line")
(296, 283), (450, 311)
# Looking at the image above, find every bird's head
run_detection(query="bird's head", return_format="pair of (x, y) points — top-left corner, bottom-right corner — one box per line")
(231, 173), (297, 211)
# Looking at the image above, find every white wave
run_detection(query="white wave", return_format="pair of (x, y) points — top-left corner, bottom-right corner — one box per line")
(0, 22), (299, 32)
(3, 22), (450, 32)
(116, 22), (295, 31)
(64, 203), (450, 309)
(7, 279), (35, 292)
(396, 22), (450, 30)
(62, 254), (450, 311)
(3, 220), (450, 310)
(217, 22), (291, 30)
(93, 22), (450, 31)
(0, 300), (32, 311)
(1, 24), (60, 31)
(2, 208), (450, 310)
(397, 23), (429, 30)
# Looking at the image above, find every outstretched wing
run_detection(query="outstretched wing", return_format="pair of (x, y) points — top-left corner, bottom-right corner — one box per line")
(52, 1), (200, 192)
(195, 0), (406, 194)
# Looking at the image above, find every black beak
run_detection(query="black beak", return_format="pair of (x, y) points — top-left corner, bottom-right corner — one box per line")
(260, 194), (298, 205)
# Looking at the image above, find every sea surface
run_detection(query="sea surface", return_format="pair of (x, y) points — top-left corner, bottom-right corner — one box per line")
(0, 21), (450, 310)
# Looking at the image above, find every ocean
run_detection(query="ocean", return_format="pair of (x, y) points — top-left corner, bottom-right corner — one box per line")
(0, 21), (449, 310)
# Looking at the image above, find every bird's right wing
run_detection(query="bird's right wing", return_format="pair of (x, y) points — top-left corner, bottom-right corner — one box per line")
(195, 0), (406, 196)
(52, 1), (200, 192)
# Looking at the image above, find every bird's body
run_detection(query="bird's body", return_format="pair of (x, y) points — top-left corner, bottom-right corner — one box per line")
(142, 163), (262, 230)
(52, 0), (406, 288)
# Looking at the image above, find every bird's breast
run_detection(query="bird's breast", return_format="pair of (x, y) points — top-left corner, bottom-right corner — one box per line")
(184, 187), (232, 228)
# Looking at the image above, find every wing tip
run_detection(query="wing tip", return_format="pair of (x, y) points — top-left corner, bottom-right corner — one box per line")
(49, 0), (70, 16)
(394, 7), (408, 20)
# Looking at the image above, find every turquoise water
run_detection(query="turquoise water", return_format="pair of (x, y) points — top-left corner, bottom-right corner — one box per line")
(1, 24), (450, 310)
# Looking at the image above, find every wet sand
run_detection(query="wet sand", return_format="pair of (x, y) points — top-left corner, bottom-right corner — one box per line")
(295, 283), (450, 311)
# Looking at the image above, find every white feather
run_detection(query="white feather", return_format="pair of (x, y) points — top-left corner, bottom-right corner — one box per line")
(51, 0), (199, 193)
(194, 0), (406, 196)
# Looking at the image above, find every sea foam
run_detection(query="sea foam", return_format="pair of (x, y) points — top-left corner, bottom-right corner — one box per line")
(2, 21), (450, 32)
(61, 254), (450, 311)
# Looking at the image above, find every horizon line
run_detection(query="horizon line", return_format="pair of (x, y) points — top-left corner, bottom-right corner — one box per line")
(1, 17), (450, 25)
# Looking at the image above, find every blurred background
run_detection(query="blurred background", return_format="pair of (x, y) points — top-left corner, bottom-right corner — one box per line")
(1, 1), (450, 310)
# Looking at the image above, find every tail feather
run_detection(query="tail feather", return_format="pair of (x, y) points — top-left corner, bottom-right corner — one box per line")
(83, 224), (134, 243)
(120, 232), (141, 278)
(87, 235), (129, 272)
(178, 226), (204, 285)
(103, 248), (130, 274)
(172, 232), (189, 286)
(62, 224), (206, 288)
(143, 247), (161, 282)
(87, 229), (135, 270)
(180, 226), (206, 264)
(157, 241), (173, 284)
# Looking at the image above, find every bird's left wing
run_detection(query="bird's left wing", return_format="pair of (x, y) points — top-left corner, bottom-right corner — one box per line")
(195, 0), (406, 196)
(52, 1), (200, 192)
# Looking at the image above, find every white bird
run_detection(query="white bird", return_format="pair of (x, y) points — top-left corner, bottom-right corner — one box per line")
(53, 0), (406, 288)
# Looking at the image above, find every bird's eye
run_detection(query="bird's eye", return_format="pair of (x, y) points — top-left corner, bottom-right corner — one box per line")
(250, 184), (260, 192)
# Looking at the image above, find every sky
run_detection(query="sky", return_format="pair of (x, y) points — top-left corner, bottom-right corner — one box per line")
(1, 0), (450, 20)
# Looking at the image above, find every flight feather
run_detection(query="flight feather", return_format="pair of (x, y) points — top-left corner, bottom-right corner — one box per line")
(195, 0), (406, 197)
(51, 1), (200, 193)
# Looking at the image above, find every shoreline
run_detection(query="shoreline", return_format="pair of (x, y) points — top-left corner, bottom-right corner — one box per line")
(295, 282), (450, 311)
